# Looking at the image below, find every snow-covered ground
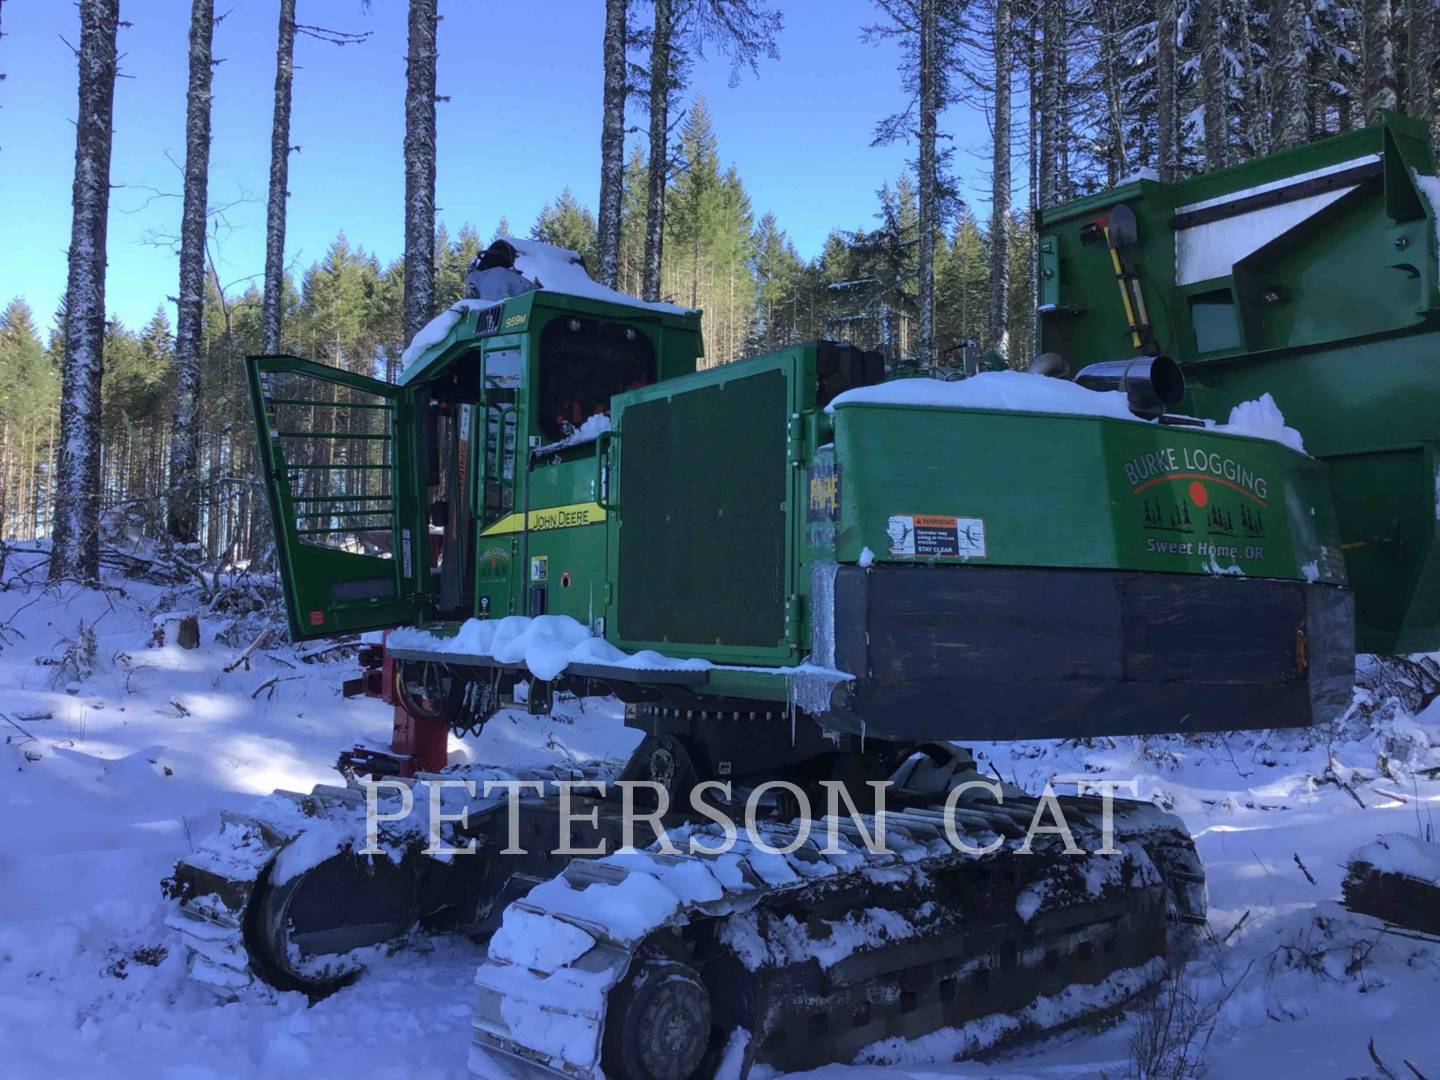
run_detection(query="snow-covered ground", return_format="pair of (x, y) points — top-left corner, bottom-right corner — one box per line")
(1, 546), (1436, 1078)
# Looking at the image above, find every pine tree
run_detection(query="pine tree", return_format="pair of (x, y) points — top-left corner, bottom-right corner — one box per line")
(168, 0), (215, 544)
(667, 99), (723, 310)
(642, 0), (781, 302)
(1273, 0), (1311, 148)
(662, 101), (756, 361)
(0, 300), (58, 541)
(403, 0), (439, 343)
(433, 223), (483, 308)
(618, 146), (650, 297)
(750, 213), (802, 351)
(866, 0), (963, 365)
(597, 0), (627, 288)
(531, 189), (600, 266)
(51, 0), (120, 582)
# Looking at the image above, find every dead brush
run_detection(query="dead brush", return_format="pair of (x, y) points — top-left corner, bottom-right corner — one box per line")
(1127, 961), (1234, 1080)
(46, 619), (98, 689)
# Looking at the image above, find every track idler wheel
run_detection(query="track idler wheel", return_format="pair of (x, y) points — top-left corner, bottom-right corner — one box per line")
(602, 955), (713, 1080)
(244, 852), (419, 997)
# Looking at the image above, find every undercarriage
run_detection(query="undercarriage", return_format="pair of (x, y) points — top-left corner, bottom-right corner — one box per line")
(164, 676), (1206, 1079)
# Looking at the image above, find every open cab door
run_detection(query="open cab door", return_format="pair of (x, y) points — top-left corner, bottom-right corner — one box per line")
(247, 355), (420, 641)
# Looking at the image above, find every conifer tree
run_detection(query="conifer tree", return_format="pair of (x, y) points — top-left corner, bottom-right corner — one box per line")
(51, 0), (120, 582)
(531, 190), (600, 266)
(1362, 0), (1398, 121)
(642, 0), (781, 302)
(1273, 0), (1311, 148)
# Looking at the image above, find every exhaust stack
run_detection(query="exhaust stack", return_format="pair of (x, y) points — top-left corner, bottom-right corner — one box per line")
(1074, 356), (1184, 419)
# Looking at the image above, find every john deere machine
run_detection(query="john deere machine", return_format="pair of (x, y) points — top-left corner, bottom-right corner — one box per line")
(166, 112), (1440, 1079)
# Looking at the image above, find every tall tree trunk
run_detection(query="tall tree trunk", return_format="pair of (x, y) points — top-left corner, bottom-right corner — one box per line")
(917, 0), (937, 367)
(403, 0), (439, 344)
(1362, 0), (1397, 122)
(168, 0), (214, 544)
(1156, 0), (1178, 180)
(1236, 0), (1264, 152)
(1027, 11), (1041, 354)
(1038, 0), (1061, 207)
(262, 0), (295, 355)
(989, 0), (1011, 359)
(1198, 0), (1226, 169)
(643, 0), (672, 303)
(1055, 2), (1070, 196)
(1272, 0), (1310, 148)
(1411, 0), (1436, 128)
(1099, 0), (1126, 185)
(51, 0), (119, 582)
(597, 0), (626, 288)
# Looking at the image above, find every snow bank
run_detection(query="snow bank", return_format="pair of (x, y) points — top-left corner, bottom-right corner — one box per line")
(828, 370), (1308, 452)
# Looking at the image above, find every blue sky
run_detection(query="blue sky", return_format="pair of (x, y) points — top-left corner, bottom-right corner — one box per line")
(2, 0), (999, 333)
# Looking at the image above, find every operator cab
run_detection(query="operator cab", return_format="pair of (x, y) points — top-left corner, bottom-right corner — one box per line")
(246, 238), (703, 642)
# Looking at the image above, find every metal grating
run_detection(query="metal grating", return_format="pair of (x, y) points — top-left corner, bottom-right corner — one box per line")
(260, 370), (395, 559)
(618, 369), (789, 648)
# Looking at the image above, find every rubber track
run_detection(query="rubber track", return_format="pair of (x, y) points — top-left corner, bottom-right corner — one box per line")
(468, 797), (1204, 1079)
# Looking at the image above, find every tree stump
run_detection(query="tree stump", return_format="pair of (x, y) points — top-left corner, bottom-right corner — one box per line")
(1342, 834), (1440, 936)
(153, 612), (201, 649)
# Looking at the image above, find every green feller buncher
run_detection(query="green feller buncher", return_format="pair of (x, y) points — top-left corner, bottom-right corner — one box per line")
(165, 112), (1440, 1079)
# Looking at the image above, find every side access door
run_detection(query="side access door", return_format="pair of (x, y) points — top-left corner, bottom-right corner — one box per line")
(247, 355), (420, 641)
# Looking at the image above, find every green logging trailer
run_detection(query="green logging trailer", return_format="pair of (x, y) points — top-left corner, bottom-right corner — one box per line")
(165, 113), (1440, 1080)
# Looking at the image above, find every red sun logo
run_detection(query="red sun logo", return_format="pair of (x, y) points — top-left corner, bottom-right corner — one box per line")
(1188, 480), (1209, 507)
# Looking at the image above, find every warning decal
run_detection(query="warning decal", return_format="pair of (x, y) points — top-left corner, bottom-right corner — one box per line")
(886, 514), (987, 559)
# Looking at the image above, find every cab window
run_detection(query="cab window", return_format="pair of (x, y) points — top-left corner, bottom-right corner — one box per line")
(538, 317), (656, 442)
